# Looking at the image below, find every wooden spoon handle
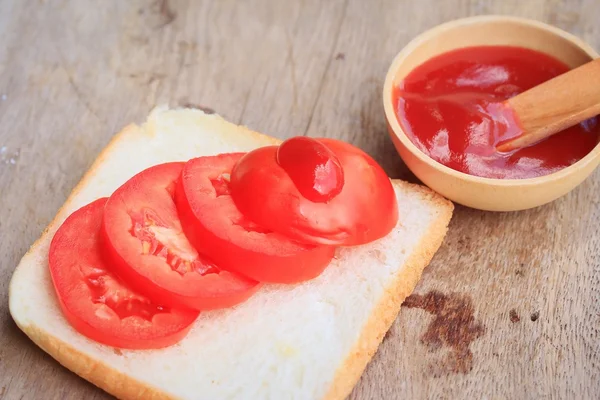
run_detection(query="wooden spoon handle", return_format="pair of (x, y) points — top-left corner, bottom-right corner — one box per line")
(497, 58), (600, 152)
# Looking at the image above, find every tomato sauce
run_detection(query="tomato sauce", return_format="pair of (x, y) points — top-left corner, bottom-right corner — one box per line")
(276, 137), (344, 203)
(393, 46), (600, 179)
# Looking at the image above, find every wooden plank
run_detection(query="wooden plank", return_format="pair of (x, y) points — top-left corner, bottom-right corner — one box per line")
(0, 0), (599, 399)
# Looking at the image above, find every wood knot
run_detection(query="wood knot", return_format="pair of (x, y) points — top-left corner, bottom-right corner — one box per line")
(510, 309), (520, 323)
(530, 311), (540, 322)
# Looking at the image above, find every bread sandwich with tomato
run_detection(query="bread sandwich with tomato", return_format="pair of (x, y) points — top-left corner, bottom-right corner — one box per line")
(9, 107), (453, 400)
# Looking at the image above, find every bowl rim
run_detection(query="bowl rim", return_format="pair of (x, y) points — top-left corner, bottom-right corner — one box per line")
(383, 15), (600, 187)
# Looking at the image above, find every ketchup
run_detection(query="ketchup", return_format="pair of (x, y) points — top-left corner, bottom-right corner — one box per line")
(394, 46), (600, 179)
(277, 137), (344, 202)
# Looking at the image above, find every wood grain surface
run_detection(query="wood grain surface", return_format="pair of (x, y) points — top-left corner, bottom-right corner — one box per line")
(1, 0), (599, 399)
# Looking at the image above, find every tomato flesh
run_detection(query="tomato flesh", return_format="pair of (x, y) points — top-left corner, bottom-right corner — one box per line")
(230, 139), (398, 246)
(176, 153), (335, 283)
(102, 162), (260, 311)
(48, 198), (198, 349)
(276, 137), (344, 202)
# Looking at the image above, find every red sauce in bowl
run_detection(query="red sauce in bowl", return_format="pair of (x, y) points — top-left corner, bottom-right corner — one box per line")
(393, 46), (600, 179)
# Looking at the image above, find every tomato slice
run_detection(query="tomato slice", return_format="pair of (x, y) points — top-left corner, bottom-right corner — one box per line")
(175, 153), (335, 283)
(102, 162), (260, 311)
(49, 198), (198, 349)
(230, 139), (399, 246)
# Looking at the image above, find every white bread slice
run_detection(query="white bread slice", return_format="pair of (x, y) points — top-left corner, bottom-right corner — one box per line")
(9, 108), (453, 400)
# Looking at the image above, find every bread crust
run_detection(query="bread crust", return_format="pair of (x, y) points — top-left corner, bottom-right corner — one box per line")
(9, 110), (453, 400)
(21, 324), (175, 400)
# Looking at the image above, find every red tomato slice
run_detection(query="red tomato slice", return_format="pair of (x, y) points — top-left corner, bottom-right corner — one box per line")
(175, 153), (335, 283)
(102, 162), (260, 311)
(230, 139), (398, 246)
(49, 198), (198, 349)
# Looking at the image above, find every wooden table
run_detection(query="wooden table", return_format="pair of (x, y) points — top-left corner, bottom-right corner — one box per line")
(1, 1), (599, 399)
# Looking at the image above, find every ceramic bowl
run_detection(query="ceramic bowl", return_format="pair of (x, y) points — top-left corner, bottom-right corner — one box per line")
(383, 15), (600, 211)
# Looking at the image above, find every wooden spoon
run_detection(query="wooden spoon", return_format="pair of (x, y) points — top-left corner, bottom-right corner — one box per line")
(496, 58), (600, 152)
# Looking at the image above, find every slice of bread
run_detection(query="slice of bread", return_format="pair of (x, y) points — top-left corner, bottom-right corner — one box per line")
(9, 107), (453, 400)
